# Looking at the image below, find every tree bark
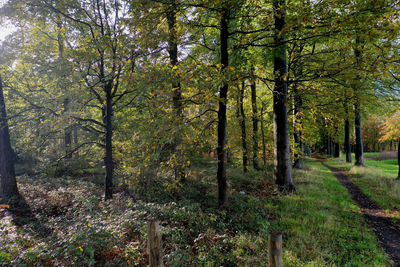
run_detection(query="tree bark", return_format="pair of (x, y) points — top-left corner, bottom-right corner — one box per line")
(292, 82), (303, 169)
(261, 105), (267, 171)
(344, 118), (352, 162)
(56, 15), (72, 158)
(333, 126), (339, 158)
(0, 76), (19, 198)
(353, 36), (365, 166)
(334, 142), (340, 158)
(250, 71), (260, 170)
(237, 82), (248, 173)
(354, 102), (365, 166)
(104, 83), (114, 200)
(272, 0), (294, 192)
(167, 0), (185, 181)
(327, 135), (331, 155)
(217, 7), (230, 208)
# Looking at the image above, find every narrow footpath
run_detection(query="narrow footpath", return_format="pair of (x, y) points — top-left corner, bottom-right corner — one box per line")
(314, 154), (400, 266)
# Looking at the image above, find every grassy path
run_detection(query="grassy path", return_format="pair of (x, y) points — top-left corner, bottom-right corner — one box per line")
(267, 158), (389, 266)
(327, 155), (400, 212)
(316, 154), (400, 266)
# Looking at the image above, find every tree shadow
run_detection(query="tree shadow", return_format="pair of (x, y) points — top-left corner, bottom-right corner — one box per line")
(6, 195), (53, 238)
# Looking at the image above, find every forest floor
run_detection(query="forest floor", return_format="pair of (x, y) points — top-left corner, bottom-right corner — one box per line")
(0, 153), (398, 266)
(315, 154), (400, 266)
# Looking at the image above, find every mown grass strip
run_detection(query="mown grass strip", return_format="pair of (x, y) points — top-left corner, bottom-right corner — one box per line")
(267, 158), (389, 266)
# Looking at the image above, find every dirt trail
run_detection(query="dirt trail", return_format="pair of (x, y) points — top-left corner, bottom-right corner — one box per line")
(314, 154), (400, 266)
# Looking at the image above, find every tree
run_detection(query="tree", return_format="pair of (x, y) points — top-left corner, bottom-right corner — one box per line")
(272, 0), (294, 192)
(166, 0), (185, 181)
(216, 5), (230, 208)
(236, 80), (248, 172)
(353, 35), (365, 166)
(0, 75), (19, 198)
(343, 88), (352, 162)
(250, 67), (261, 170)
(41, 0), (134, 200)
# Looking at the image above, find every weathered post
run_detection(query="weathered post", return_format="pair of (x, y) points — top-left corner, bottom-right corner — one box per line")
(147, 220), (164, 267)
(268, 231), (282, 267)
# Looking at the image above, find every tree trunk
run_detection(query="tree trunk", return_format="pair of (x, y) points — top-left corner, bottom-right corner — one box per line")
(327, 135), (331, 155)
(250, 71), (260, 170)
(64, 100), (72, 157)
(216, 7), (229, 208)
(237, 82), (248, 173)
(292, 82), (303, 169)
(354, 102), (364, 166)
(167, 0), (184, 181)
(0, 76), (19, 198)
(344, 118), (352, 162)
(334, 142), (340, 158)
(272, 0), (294, 192)
(333, 126), (339, 158)
(73, 124), (78, 144)
(104, 83), (114, 200)
(56, 15), (72, 158)
(343, 90), (351, 163)
(261, 105), (267, 171)
(353, 36), (365, 166)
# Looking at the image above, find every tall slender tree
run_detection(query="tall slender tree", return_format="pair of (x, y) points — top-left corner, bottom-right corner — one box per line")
(343, 89), (352, 163)
(42, 0), (133, 200)
(250, 68), (261, 170)
(236, 81), (248, 173)
(216, 5), (230, 207)
(166, 0), (185, 181)
(353, 35), (365, 166)
(55, 14), (72, 158)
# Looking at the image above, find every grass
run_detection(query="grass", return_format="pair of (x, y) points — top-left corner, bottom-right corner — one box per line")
(0, 157), (391, 266)
(267, 159), (389, 266)
(326, 153), (400, 212)
(364, 158), (398, 177)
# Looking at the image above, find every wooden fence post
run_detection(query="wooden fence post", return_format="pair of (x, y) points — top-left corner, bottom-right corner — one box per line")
(268, 231), (282, 267)
(147, 220), (164, 267)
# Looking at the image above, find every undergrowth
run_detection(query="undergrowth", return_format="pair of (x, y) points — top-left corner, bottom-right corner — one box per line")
(0, 157), (391, 266)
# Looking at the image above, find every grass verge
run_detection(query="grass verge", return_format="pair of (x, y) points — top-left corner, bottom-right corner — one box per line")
(326, 154), (400, 212)
(268, 158), (389, 266)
